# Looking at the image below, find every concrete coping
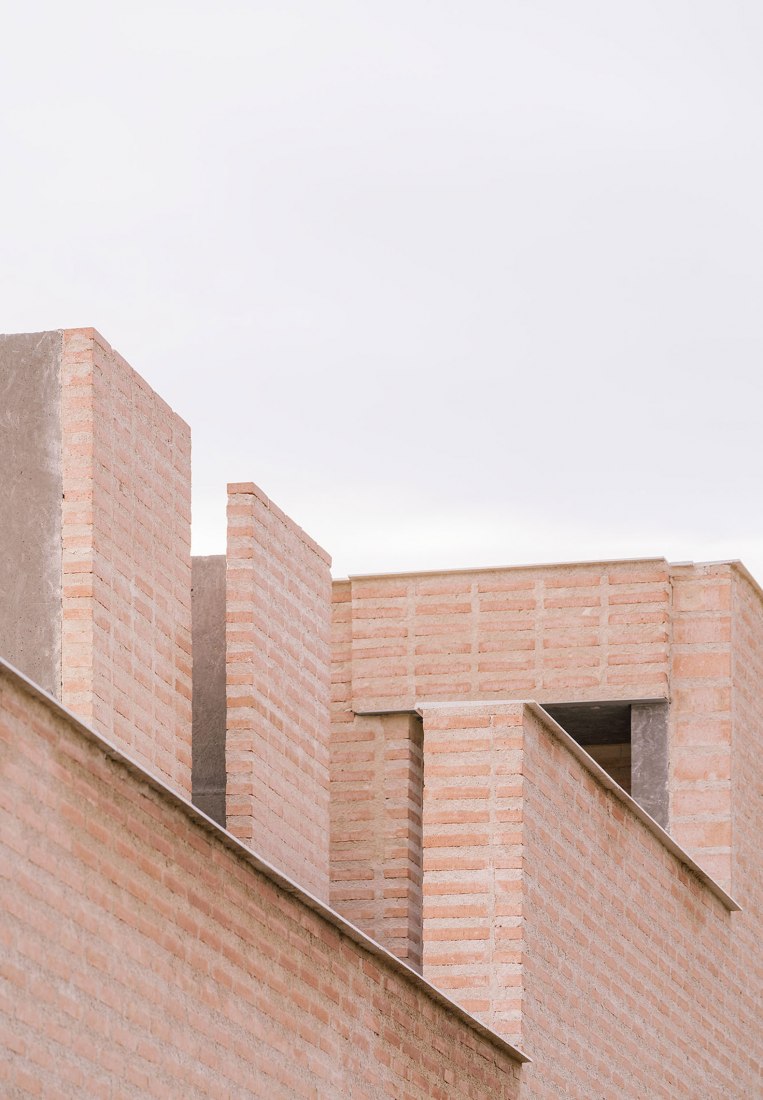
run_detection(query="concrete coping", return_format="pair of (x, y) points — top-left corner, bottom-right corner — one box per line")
(416, 699), (741, 914)
(0, 657), (530, 1066)
(342, 556), (668, 583)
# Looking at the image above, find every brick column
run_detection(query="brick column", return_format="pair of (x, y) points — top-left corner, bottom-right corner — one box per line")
(226, 482), (331, 900)
(420, 702), (525, 1047)
(0, 328), (193, 797)
(330, 708), (423, 969)
(669, 563), (733, 889)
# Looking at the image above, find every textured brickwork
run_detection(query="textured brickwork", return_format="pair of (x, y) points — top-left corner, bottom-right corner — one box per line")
(332, 559), (757, 917)
(349, 561), (671, 713)
(729, 568), (763, 1048)
(330, 583), (424, 965)
(60, 329), (192, 797)
(0, 666), (522, 1100)
(420, 701), (759, 1097)
(226, 483), (331, 899)
(669, 563), (734, 889)
(421, 704), (524, 1043)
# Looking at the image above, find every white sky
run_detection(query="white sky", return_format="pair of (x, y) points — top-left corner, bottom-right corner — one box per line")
(2, 2), (762, 580)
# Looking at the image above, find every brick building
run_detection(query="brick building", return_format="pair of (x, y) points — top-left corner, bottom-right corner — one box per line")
(1, 329), (760, 1098)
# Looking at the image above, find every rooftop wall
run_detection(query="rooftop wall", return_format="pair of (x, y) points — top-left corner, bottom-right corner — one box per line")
(60, 329), (192, 797)
(330, 582), (426, 968)
(332, 558), (750, 919)
(348, 560), (671, 713)
(0, 662), (523, 1099)
(226, 483), (332, 900)
(419, 701), (757, 1098)
(0, 329), (193, 798)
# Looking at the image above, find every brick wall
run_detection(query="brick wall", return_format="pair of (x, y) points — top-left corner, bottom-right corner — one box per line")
(332, 559), (753, 922)
(348, 561), (671, 713)
(669, 563), (734, 889)
(226, 483), (331, 900)
(0, 663), (523, 1099)
(419, 701), (758, 1097)
(330, 582), (424, 966)
(60, 329), (193, 798)
(729, 568), (763, 1050)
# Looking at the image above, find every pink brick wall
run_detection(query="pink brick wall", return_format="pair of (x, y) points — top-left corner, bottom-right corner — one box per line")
(226, 483), (331, 900)
(332, 559), (755, 918)
(330, 583), (424, 966)
(348, 560), (671, 713)
(729, 568), (763, 1040)
(60, 329), (192, 797)
(669, 563), (734, 889)
(0, 664), (523, 1099)
(421, 704), (524, 1042)
(420, 701), (759, 1097)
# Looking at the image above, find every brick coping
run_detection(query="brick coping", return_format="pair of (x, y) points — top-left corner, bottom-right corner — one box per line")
(0, 657), (530, 1066)
(416, 699), (741, 914)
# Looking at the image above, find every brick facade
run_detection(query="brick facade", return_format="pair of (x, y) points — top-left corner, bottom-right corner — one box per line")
(0, 664), (523, 1099)
(331, 558), (746, 922)
(419, 701), (757, 1096)
(1, 327), (761, 1097)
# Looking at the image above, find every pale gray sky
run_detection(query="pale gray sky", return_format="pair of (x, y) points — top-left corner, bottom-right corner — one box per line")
(2, 2), (762, 579)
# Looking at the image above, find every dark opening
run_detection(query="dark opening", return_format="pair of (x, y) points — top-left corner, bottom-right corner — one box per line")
(542, 702), (633, 794)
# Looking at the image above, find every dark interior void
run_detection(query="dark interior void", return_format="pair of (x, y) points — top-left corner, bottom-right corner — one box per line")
(543, 702), (632, 794)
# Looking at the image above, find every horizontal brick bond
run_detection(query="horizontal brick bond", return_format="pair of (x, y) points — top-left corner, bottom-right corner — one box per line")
(0, 659), (527, 1099)
(418, 698), (755, 1097)
(226, 483), (332, 900)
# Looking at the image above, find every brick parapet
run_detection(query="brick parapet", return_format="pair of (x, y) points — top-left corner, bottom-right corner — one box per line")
(226, 482), (331, 899)
(59, 328), (192, 796)
(667, 562), (734, 889)
(0, 659), (526, 1098)
(419, 700), (755, 1095)
(348, 560), (671, 713)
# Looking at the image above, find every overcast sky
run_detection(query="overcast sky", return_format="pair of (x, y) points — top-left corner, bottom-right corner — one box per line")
(2, 2), (762, 579)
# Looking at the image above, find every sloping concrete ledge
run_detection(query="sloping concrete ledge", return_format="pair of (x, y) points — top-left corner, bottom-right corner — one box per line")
(0, 656), (530, 1065)
(417, 699), (741, 914)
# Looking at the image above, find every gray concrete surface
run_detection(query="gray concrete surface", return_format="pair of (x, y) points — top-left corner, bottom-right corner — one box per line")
(631, 701), (669, 829)
(0, 331), (62, 695)
(192, 555), (227, 825)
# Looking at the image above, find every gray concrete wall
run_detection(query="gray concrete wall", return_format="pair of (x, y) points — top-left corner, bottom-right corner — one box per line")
(631, 701), (669, 829)
(0, 332), (62, 695)
(192, 555), (227, 825)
